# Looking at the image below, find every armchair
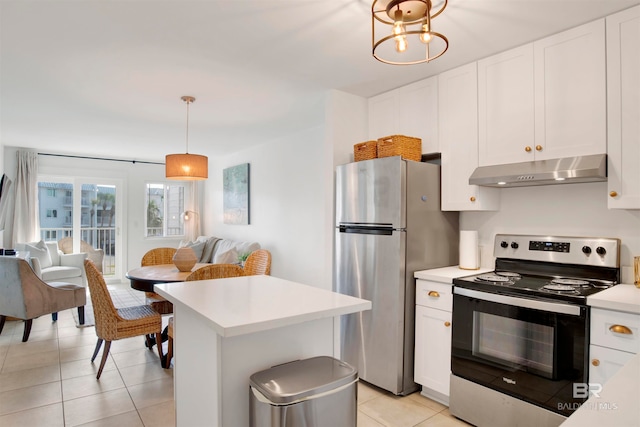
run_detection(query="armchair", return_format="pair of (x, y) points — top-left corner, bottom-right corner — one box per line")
(58, 237), (105, 273)
(16, 240), (87, 287)
(0, 257), (86, 342)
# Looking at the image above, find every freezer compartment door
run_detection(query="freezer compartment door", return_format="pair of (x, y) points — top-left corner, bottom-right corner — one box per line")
(335, 226), (407, 394)
(335, 157), (405, 227)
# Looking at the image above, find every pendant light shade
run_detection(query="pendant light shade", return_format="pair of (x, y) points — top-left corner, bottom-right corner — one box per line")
(166, 96), (208, 180)
(165, 153), (208, 180)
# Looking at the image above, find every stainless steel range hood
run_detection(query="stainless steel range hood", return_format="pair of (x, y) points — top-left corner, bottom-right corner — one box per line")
(469, 154), (607, 188)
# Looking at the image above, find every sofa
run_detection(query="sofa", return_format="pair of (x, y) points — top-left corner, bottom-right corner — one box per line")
(180, 236), (260, 265)
(15, 240), (87, 287)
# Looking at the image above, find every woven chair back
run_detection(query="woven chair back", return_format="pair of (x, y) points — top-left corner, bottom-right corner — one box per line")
(141, 247), (177, 266)
(243, 249), (272, 276)
(186, 264), (244, 281)
(84, 259), (120, 339)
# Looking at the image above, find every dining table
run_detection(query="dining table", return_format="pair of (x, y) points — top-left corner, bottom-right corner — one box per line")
(125, 263), (210, 293)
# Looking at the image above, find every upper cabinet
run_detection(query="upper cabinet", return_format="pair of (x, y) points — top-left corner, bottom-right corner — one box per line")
(439, 62), (499, 211)
(478, 44), (535, 166)
(606, 6), (640, 209)
(368, 76), (439, 154)
(478, 20), (606, 167)
(533, 20), (607, 160)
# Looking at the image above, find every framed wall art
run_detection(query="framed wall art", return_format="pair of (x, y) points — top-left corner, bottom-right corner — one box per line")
(223, 163), (250, 225)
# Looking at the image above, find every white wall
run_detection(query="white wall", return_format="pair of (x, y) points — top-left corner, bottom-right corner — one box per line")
(202, 90), (368, 290)
(203, 125), (329, 288)
(461, 182), (640, 283)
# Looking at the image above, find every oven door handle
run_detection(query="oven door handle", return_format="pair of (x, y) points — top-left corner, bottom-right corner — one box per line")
(454, 287), (582, 316)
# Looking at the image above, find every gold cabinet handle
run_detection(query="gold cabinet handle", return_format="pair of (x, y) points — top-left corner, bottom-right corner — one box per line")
(609, 191), (618, 198)
(592, 359), (600, 367)
(444, 321), (451, 327)
(470, 196), (476, 202)
(535, 145), (543, 151)
(609, 324), (633, 335)
(525, 146), (532, 152)
(428, 291), (440, 298)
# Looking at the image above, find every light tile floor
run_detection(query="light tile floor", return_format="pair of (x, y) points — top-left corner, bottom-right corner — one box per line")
(0, 283), (470, 427)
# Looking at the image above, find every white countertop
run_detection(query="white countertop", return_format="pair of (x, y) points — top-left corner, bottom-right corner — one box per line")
(587, 284), (640, 314)
(154, 275), (371, 338)
(562, 352), (640, 427)
(414, 265), (494, 283)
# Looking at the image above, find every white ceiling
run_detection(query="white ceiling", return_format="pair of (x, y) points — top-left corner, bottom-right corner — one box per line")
(1, 0), (638, 163)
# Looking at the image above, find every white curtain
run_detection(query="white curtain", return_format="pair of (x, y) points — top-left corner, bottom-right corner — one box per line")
(184, 180), (202, 241)
(12, 151), (39, 245)
(0, 175), (13, 246)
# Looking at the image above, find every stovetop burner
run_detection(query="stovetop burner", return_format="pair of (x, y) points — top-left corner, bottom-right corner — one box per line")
(453, 234), (621, 304)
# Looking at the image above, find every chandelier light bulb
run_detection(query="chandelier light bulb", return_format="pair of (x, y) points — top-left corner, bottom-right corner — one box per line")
(420, 20), (432, 43)
(393, 9), (408, 52)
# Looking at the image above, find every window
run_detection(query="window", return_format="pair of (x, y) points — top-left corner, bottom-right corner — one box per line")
(47, 188), (57, 197)
(46, 209), (58, 218)
(145, 183), (185, 237)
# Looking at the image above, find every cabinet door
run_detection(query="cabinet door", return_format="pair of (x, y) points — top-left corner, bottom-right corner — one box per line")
(399, 77), (439, 154)
(478, 44), (535, 166)
(414, 305), (452, 399)
(607, 5), (640, 209)
(439, 62), (499, 211)
(368, 91), (399, 140)
(589, 345), (635, 387)
(534, 19), (606, 160)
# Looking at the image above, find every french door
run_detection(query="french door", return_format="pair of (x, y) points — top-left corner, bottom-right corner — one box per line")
(38, 176), (123, 280)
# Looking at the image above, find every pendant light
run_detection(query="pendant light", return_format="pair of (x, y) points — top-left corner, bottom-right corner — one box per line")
(165, 95), (208, 180)
(372, 0), (448, 65)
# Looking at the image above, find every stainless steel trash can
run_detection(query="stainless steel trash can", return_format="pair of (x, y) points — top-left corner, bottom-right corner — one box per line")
(249, 356), (358, 427)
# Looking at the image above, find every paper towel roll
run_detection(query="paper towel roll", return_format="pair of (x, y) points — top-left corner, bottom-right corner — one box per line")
(459, 230), (479, 270)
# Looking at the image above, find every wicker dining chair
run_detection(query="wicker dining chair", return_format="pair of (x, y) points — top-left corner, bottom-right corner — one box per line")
(141, 247), (177, 315)
(185, 263), (244, 281)
(163, 263), (244, 368)
(84, 260), (163, 378)
(243, 249), (272, 276)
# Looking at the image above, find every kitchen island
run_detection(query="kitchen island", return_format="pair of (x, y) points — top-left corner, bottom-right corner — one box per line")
(154, 275), (371, 427)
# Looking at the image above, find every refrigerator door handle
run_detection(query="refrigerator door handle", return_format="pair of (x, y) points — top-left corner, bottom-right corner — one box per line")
(338, 225), (395, 235)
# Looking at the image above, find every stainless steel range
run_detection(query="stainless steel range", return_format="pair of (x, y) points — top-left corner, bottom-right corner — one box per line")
(449, 234), (620, 427)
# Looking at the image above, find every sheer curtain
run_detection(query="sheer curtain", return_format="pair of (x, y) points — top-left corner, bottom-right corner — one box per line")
(11, 150), (39, 245)
(184, 180), (202, 241)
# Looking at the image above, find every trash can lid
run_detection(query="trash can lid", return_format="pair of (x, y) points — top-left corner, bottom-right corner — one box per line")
(249, 356), (357, 404)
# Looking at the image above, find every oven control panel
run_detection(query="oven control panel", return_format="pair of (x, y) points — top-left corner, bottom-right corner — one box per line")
(529, 241), (570, 252)
(494, 234), (620, 267)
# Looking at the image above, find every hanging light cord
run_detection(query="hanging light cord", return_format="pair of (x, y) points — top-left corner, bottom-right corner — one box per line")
(185, 98), (191, 154)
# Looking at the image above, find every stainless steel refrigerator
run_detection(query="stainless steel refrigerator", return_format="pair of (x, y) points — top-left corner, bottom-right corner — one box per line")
(334, 156), (459, 395)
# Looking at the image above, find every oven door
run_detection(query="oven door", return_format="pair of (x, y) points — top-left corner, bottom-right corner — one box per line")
(451, 287), (589, 416)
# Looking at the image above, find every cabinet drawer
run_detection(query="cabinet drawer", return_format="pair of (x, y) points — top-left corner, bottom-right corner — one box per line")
(591, 308), (640, 353)
(416, 280), (452, 311)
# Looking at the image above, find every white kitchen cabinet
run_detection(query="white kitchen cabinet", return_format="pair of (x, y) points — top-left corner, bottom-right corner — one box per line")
(478, 44), (535, 166)
(439, 62), (499, 211)
(589, 307), (640, 387)
(414, 280), (453, 405)
(606, 5), (640, 209)
(368, 76), (439, 154)
(368, 90), (398, 141)
(533, 19), (607, 160)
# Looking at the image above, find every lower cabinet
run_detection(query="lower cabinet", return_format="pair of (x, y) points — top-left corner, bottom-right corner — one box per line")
(589, 307), (640, 386)
(414, 280), (453, 405)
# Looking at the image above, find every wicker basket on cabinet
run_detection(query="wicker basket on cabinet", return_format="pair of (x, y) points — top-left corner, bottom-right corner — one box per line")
(377, 135), (422, 161)
(353, 140), (378, 162)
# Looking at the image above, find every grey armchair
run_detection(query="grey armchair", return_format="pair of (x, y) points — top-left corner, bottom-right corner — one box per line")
(0, 257), (86, 342)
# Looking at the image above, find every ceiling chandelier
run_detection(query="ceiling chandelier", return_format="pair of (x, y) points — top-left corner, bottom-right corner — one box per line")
(165, 95), (208, 180)
(372, 0), (448, 65)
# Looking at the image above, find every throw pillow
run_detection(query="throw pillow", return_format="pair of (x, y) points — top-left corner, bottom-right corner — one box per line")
(26, 240), (53, 269)
(179, 240), (206, 261)
(213, 248), (238, 264)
